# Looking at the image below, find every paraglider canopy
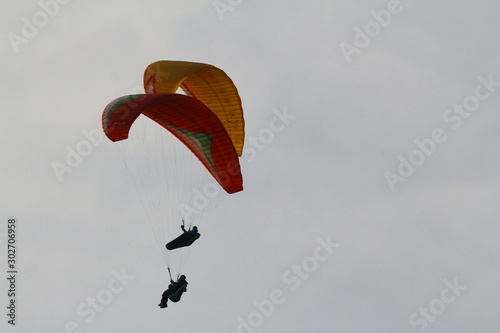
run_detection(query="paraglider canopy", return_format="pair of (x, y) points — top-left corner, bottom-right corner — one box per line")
(143, 60), (245, 156)
(102, 93), (243, 194)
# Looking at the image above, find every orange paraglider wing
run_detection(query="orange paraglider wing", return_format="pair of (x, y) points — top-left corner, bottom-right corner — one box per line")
(143, 60), (244, 156)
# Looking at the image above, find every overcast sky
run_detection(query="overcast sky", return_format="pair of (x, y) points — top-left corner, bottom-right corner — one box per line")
(2, 1), (500, 332)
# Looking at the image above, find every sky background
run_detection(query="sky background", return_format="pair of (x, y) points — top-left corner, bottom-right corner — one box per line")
(1, 1), (500, 332)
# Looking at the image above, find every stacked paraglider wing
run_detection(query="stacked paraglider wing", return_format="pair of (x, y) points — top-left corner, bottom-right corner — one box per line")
(143, 60), (245, 156)
(102, 93), (243, 194)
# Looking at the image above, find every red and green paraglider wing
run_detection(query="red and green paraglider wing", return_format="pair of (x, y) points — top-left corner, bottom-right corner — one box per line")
(102, 93), (243, 194)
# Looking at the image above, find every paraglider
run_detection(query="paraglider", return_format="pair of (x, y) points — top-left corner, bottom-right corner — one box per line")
(159, 274), (188, 308)
(101, 60), (245, 307)
(165, 220), (201, 250)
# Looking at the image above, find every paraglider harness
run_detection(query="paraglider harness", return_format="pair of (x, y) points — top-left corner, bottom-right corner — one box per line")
(164, 278), (188, 302)
(165, 220), (200, 250)
(159, 269), (188, 308)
